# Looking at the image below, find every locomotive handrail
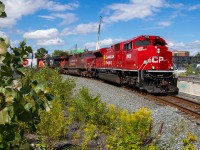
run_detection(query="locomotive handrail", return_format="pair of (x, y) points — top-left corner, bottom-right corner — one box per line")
(138, 61), (148, 70)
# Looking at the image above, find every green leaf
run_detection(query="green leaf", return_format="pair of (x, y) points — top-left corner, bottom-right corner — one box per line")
(15, 69), (25, 77)
(20, 86), (31, 94)
(13, 101), (24, 114)
(0, 41), (7, 55)
(45, 102), (52, 112)
(15, 132), (21, 141)
(45, 93), (54, 101)
(1, 124), (18, 142)
(32, 80), (38, 86)
(0, 87), (5, 93)
(39, 101), (46, 110)
(25, 103), (33, 111)
(26, 46), (33, 53)
(18, 111), (32, 122)
(0, 11), (6, 18)
(5, 77), (13, 85)
(4, 37), (10, 47)
(0, 2), (5, 12)
(1, 65), (11, 72)
(0, 107), (10, 124)
(2, 52), (12, 64)
(16, 67), (26, 76)
(34, 83), (45, 92)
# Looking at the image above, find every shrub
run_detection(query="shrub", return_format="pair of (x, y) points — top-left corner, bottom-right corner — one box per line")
(20, 67), (75, 148)
(36, 100), (67, 149)
(0, 39), (55, 148)
(68, 87), (153, 149)
(182, 132), (197, 150)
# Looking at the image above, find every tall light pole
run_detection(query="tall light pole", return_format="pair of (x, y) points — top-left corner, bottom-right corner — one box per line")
(96, 16), (102, 50)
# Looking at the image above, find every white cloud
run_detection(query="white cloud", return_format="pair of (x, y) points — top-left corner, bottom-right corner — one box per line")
(158, 21), (172, 27)
(39, 13), (78, 25)
(23, 28), (65, 47)
(164, 3), (184, 9)
(0, 0), (79, 28)
(85, 38), (123, 49)
(23, 28), (59, 39)
(102, 0), (164, 23)
(16, 29), (25, 35)
(53, 13), (78, 26)
(44, 1), (79, 11)
(0, 0), (46, 28)
(10, 40), (20, 47)
(39, 15), (55, 20)
(61, 22), (99, 36)
(36, 38), (64, 46)
(167, 40), (200, 55)
(0, 31), (8, 38)
(188, 4), (200, 11)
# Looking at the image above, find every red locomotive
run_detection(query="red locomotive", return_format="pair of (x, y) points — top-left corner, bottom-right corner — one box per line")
(60, 35), (178, 94)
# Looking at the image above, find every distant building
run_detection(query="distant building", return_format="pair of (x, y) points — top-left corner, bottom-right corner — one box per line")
(172, 50), (189, 57)
(70, 49), (85, 54)
(172, 50), (200, 70)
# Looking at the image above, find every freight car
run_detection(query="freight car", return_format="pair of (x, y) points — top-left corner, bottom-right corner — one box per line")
(56, 35), (179, 94)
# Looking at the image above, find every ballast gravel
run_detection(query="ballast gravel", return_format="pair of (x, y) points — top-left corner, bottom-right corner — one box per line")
(62, 75), (200, 150)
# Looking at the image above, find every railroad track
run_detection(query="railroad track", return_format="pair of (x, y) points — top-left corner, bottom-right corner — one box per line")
(146, 94), (200, 123)
(121, 85), (200, 123)
(66, 75), (200, 123)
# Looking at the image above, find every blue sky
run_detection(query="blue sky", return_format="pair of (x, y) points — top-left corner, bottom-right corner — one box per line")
(0, 0), (200, 55)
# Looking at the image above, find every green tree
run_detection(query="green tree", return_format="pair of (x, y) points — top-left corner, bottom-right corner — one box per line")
(196, 52), (200, 62)
(52, 50), (68, 57)
(196, 52), (200, 57)
(35, 48), (48, 58)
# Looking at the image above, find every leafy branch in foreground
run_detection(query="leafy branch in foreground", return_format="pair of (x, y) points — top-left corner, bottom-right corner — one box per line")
(0, 39), (54, 148)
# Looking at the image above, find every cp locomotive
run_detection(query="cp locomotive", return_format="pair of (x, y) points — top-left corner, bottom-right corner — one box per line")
(55, 35), (179, 94)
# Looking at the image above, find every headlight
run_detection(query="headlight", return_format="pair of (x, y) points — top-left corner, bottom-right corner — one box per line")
(152, 66), (155, 70)
(157, 48), (160, 54)
(143, 60), (148, 64)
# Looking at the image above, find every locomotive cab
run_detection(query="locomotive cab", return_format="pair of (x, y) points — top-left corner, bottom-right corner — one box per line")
(121, 35), (178, 94)
(135, 36), (179, 94)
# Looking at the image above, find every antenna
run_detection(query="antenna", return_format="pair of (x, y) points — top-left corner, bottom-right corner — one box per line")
(96, 16), (102, 50)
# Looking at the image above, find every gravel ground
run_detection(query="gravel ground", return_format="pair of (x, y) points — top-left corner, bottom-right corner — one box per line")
(62, 75), (200, 150)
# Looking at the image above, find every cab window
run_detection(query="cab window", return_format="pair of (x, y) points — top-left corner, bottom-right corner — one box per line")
(135, 40), (150, 46)
(124, 42), (132, 50)
(153, 40), (165, 46)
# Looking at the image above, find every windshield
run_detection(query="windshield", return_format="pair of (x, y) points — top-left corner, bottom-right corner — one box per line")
(153, 40), (165, 46)
(135, 40), (150, 46)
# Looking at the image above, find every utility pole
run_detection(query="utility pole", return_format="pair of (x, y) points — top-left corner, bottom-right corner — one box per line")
(96, 16), (102, 50)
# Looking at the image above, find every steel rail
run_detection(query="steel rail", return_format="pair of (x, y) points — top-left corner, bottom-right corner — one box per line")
(146, 94), (200, 122)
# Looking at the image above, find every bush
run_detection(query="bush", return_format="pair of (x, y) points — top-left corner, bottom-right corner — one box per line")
(0, 40), (55, 148)
(68, 87), (153, 149)
(20, 67), (75, 148)
(36, 100), (67, 149)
